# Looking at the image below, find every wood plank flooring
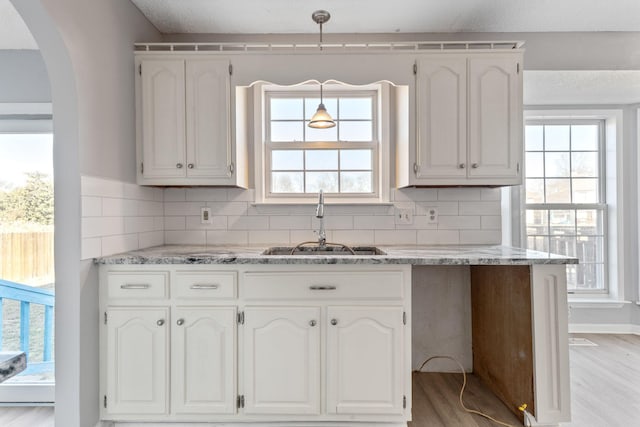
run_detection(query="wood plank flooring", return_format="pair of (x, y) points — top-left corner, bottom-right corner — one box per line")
(1, 333), (638, 426)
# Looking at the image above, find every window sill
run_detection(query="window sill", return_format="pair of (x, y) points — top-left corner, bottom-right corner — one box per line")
(251, 201), (394, 207)
(568, 299), (632, 309)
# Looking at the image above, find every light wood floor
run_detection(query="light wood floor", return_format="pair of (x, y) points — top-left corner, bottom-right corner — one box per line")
(1, 333), (638, 427)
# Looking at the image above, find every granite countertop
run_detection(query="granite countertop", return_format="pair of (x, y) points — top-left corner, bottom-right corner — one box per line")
(96, 244), (578, 266)
(0, 351), (26, 383)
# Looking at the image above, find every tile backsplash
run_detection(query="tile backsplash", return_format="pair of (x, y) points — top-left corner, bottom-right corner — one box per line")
(81, 178), (502, 259)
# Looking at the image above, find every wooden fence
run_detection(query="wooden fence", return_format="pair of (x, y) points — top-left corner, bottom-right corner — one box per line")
(0, 232), (54, 283)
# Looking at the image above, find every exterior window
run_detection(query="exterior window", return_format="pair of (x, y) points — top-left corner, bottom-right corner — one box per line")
(264, 90), (378, 199)
(524, 121), (606, 293)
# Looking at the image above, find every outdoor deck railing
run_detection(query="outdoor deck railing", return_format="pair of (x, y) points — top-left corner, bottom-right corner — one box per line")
(0, 278), (54, 362)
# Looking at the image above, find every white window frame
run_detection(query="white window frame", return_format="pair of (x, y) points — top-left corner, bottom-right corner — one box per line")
(253, 82), (391, 204)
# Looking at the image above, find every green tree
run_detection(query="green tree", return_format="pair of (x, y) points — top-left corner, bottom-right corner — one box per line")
(0, 172), (53, 225)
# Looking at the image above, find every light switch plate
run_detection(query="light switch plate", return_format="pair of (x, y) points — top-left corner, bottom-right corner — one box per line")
(395, 207), (414, 225)
(201, 207), (212, 224)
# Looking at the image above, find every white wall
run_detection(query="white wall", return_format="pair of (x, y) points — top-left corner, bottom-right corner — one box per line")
(0, 50), (50, 103)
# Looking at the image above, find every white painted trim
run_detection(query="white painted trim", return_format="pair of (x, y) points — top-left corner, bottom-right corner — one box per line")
(0, 383), (54, 403)
(0, 102), (52, 115)
(112, 423), (407, 427)
(568, 299), (631, 309)
(568, 323), (640, 335)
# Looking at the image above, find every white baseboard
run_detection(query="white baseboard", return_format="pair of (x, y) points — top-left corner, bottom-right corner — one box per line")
(569, 323), (640, 335)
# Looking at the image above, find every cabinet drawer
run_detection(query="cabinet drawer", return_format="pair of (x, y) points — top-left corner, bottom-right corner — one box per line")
(243, 271), (404, 300)
(173, 271), (237, 299)
(107, 272), (168, 300)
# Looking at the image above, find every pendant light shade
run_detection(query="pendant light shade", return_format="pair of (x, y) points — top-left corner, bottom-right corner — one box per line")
(308, 10), (336, 130)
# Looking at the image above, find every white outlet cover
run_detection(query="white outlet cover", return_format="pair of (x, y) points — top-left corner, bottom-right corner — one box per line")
(426, 207), (438, 224)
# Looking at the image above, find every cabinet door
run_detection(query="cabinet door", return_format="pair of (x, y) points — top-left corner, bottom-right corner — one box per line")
(468, 56), (522, 179)
(140, 59), (186, 179)
(106, 307), (169, 415)
(415, 57), (467, 179)
(327, 306), (404, 415)
(243, 306), (320, 415)
(185, 59), (232, 180)
(172, 307), (236, 415)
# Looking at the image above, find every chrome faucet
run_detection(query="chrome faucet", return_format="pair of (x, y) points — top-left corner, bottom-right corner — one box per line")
(315, 190), (326, 247)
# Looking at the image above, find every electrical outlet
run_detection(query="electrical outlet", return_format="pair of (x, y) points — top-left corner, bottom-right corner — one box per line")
(395, 207), (414, 225)
(201, 207), (212, 224)
(426, 207), (438, 224)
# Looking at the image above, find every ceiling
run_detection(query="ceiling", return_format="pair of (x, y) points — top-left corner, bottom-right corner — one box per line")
(0, 0), (37, 49)
(129, 0), (640, 34)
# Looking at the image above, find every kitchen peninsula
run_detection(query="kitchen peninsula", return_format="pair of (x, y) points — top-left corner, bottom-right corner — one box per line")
(97, 244), (575, 427)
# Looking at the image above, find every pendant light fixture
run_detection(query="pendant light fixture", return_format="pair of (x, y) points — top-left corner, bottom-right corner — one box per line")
(308, 10), (336, 129)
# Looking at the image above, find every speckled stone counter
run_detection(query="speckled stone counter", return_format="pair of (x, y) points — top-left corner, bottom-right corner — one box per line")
(0, 351), (26, 383)
(96, 244), (577, 266)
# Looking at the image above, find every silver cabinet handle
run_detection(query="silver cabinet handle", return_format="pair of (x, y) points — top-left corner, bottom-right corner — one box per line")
(176, 163), (183, 169)
(157, 319), (165, 326)
(309, 320), (317, 327)
(187, 163), (194, 169)
(309, 285), (337, 291)
(190, 284), (219, 290)
(471, 163), (479, 168)
(458, 163), (466, 169)
(120, 284), (150, 289)
(330, 319), (338, 326)
(176, 319), (184, 326)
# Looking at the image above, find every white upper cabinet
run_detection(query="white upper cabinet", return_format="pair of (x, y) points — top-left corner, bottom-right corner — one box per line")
(402, 51), (523, 187)
(136, 56), (247, 187)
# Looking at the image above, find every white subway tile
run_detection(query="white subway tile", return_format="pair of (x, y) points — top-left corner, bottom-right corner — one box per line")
(327, 204), (392, 215)
(354, 215), (396, 230)
(138, 200), (163, 217)
(81, 237), (102, 260)
(417, 230), (460, 245)
(248, 230), (290, 245)
(139, 231), (164, 248)
(270, 215), (311, 230)
(124, 183), (156, 201)
(396, 215), (438, 230)
(207, 230), (249, 245)
(438, 216), (481, 230)
(249, 204), (314, 216)
(164, 202), (204, 216)
(416, 202), (459, 216)
(481, 216), (502, 230)
(394, 188), (438, 202)
(185, 215), (227, 230)
(186, 188), (228, 202)
(81, 217), (124, 238)
(124, 217), (156, 234)
(152, 188), (164, 202)
(81, 196), (102, 217)
(153, 216), (164, 231)
(210, 201), (248, 216)
(164, 188), (186, 202)
(437, 188), (481, 201)
(101, 234), (139, 256)
(290, 230), (317, 244)
(102, 198), (138, 217)
(228, 188), (255, 202)
(81, 176), (125, 198)
(459, 230), (501, 244)
(165, 230), (206, 245)
(374, 230), (417, 245)
(312, 215), (353, 230)
(329, 230), (375, 246)
(459, 201), (501, 216)
(228, 215), (269, 230)
(164, 216), (186, 230)
(481, 188), (502, 201)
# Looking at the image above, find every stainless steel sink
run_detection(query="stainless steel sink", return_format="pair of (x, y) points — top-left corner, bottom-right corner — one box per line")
(262, 245), (386, 256)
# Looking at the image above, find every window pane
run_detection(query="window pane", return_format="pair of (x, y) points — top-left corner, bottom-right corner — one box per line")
(576, 210), (602, 235)
(576, 263), (603, 290)
(550, 236), (576, 257)
(272, 150), (303, 170)
(341, 171), (373, 193)
(572, 178), (599, 203)
(545, 125), (570, 151)
(577, 236), (604, 263)
(525, 179), (545, 203)
(550, 210), (575, 235)
(527, 235), (549, 252)
(270, 98), (303, 120)
(571, 152), (598, 178)
(271, 121), (303, 142)
(545, 152), (570, 177)
(566, 265), (578, 290)
(525, 125), (543, 151)
(525, 152), (544, 177)
(306, 172), (338, 193)
(339, 98), (372, 120)
(306, 123), (338, 142)
(571, 125), (599, 151)
(305, 97), (337, 120)
(526, 210), (548, 235)
(545, 178), (571, 203)
(306, 150), (338, 170)
(271, 172), (303, 193)
(339, 121), (373, 141)
(340, 150), (372, 170)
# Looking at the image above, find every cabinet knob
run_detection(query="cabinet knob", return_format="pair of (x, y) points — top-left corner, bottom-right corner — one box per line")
(176, 319), (184, 326)
(471, 163), (479, 169)
(330, 319), (338, 326)
(187, 163), (194, 169)
(176, 163), (183, 169)
(458, 163), (466, 169)
(157, 319), (165, 326)
(309, 320), (317, 327)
